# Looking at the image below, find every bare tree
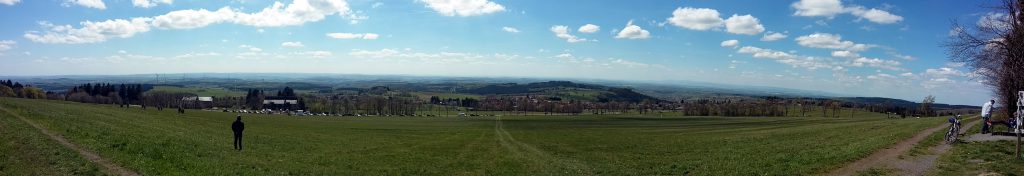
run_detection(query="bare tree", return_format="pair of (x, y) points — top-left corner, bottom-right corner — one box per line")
(921, 95), (936, 117)
(946, 0), (1024, 158)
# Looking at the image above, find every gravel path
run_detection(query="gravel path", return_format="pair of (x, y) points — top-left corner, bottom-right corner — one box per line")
(828, 117), (977, 176)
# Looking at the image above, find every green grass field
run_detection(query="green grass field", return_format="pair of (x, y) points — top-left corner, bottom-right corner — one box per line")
(410, 92), (483, 100)
(0, 97), (947, 175)
(0, 104), (104, 175)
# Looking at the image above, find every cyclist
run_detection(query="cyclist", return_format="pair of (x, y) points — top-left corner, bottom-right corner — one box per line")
(948, 114), (961, 125)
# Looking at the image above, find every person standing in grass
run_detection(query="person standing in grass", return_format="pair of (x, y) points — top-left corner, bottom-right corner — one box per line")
(981, 100), (994, 134)
(232, 115), (245, 150)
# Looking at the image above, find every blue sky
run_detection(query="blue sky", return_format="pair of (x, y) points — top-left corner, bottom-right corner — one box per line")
(0, 0), (1001, 105)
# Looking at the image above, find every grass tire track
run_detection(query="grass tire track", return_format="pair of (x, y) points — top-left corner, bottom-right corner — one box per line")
(0, 106), (140, 176)
(494, 116), (593, 175)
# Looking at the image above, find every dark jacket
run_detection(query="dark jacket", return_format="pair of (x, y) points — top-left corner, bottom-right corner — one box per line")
(232, 120), (245, 133)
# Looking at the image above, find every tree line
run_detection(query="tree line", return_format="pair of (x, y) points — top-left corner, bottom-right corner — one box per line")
(0, 79), (964, 118)
(64, 83), (145, 106)
(0, 79), (46, 99)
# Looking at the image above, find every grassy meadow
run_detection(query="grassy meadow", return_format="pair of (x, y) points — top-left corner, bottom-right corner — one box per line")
(0, 97), (947, 175)
(0, 103), (104, 175)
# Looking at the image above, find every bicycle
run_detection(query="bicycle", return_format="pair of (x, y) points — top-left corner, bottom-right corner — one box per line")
(945, 115), (962, 144)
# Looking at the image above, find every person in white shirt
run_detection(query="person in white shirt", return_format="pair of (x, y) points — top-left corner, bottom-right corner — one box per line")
(982, 100), (994, 134)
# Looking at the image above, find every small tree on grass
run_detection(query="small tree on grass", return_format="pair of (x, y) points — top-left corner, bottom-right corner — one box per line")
(920, 95), (935, 117)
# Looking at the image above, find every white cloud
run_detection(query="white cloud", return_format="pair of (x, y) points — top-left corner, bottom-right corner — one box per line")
(29, 0), (355, 44)
(761, 31), (787, 41)
(921, 78), (956, 89)
(666, 7), (767, 35)
(59, 57), (96, 63)
(296, 51), (332, 58)
(326, 33), (379, 40)
(791, 0), (844, 17)
(889, 52), (915, 61)
(502, 26), (520, 33)
(418, 0), (505, 17)
(550, 25), (588, 43)
(847, 7), (903, 24)
(925, 67), (964, 78)
(281, 41), (304, 48)
(724, 14), (765, 35)
(831, 50), (858, 58)
(152, 7), (237, 29)
(736, 46), (838, 70)
(867, 73), (896, 80)
(615, 21), (650, 39)
(0, 40), (14, 55)
(795, 33), (873, 52)
(0, 0), (20, 6)
(738, 46), (797, 60)
(578, 24), (600, 33)
(849, 57), (902, 70)
(791, 0), (903, 24)
(362, 33), (379, 39)
(24, 18), (153, 44)
(173, 52), (220, 59)
(720, 39), (739, 48)
(612, 59), (650, 68)
(920, 67), (969, 89)
(239, 45), (262, 52)
(978, 13), (1009, 30)
(946, 62), (966, 68)
(233, 0), (352, 27)
(666, 7), (724, 31)
(64, 0), (106, 10)
(132, 0), (172, 8)
(554, 53), (573, 59)
(348, 49), (400, 58)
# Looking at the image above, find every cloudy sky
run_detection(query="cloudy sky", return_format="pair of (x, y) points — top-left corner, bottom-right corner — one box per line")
(0, 0), (1001, 105)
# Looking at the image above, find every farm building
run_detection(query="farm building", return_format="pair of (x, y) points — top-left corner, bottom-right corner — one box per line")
(181, 96), (214, 109)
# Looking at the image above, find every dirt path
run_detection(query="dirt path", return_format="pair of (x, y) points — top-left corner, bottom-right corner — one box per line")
(965, 132), (1020, 142)
(0, 106), (140, 176)
(828, 118), (975, 176)
(890, 119), (980, 175)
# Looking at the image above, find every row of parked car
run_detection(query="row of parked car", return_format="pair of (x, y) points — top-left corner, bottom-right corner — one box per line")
(214, 108), (490, 117)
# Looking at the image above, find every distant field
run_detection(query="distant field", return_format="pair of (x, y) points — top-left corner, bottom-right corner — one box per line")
(410, 92), (483, 100)
(0, 97), (945, 175)
(146, 86), (245, 97)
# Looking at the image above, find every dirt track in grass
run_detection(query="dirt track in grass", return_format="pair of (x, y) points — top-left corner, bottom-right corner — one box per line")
(829, 117), (979, 176)
(0, 106), (140, 176)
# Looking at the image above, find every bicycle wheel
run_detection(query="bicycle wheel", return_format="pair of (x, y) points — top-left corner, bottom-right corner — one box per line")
(946, 125), (954, 142)
(945, 127), (956, 144)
